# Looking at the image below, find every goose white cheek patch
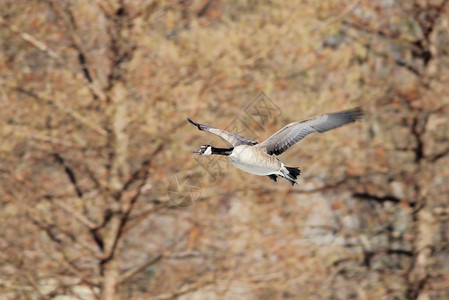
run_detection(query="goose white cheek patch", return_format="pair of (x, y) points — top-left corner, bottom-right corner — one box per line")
(204, 147), (212, 155)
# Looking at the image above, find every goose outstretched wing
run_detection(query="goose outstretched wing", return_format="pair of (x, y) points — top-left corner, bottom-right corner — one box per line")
(187, 118), (258, 146)
(257, 108), (363, 155)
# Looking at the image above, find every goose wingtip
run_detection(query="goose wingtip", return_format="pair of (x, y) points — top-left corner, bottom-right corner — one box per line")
(347, 107), (364, 120)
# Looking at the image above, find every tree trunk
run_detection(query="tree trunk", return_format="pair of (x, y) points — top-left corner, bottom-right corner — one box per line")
(100, 212), (123, 300)
(409, 207), (434, 300)
(101, 258), (119, 300)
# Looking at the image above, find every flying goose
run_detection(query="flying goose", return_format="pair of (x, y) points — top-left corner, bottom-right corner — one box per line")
(188, 107), (363, 185)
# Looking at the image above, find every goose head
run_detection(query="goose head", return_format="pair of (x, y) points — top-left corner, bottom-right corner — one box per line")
(193, 145), (212, 155)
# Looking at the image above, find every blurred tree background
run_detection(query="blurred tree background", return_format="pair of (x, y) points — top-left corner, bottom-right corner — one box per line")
(1, 0), (449, 299)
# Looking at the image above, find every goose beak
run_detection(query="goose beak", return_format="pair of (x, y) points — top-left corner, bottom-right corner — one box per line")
(193, 149), (200, 154)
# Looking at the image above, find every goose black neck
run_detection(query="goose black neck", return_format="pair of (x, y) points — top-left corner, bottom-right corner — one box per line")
(211, 147), (234, 156)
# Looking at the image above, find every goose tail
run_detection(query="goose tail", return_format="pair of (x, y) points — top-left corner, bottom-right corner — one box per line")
(279, 166), (301, 186)
(286, 166), (301, 180)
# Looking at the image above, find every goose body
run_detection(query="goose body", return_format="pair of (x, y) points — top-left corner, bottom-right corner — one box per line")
(229, 145), (282, 176)
(188, 107), (363, 185)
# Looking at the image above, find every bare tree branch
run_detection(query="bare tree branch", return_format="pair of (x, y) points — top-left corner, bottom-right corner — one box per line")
(150, 280), (215, 300)
(22, 271), (49, 300)
(430, 147), (449, 162)
(0, 17), (61, 62)
(2, 84), (107, 136)
(315, 0), (361, 31)
(47, 196), (97, 230)
(118, 254), (163, 285)
(353, 192), (404, 205)
(53, 153), (84, 198)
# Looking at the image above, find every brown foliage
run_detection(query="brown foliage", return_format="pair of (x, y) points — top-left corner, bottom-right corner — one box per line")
(1, 0), (449, 299)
